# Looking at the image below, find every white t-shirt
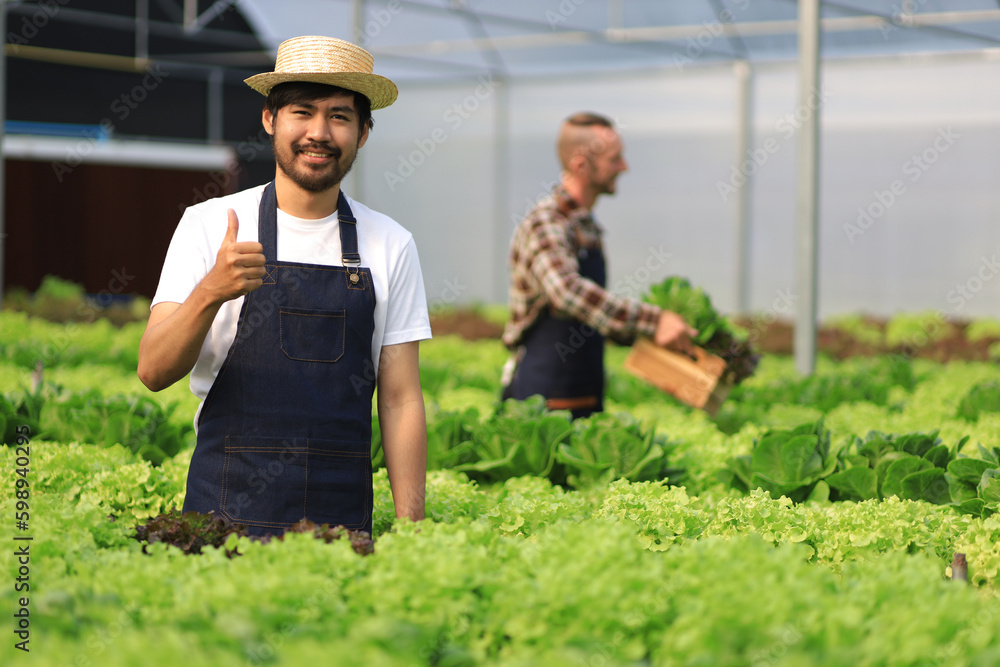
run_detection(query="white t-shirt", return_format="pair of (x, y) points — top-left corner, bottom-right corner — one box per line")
(152, 184), (432, 407)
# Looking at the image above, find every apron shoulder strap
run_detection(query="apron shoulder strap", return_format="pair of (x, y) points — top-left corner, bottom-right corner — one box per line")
(337, 191), (361, 266)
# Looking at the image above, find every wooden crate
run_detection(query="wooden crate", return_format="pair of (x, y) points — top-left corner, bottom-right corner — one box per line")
(623, 337), (735, 416)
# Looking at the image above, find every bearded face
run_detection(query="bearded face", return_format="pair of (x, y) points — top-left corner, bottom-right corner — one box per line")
(585, 129), (627, 195)
(267, 94), (366, 193)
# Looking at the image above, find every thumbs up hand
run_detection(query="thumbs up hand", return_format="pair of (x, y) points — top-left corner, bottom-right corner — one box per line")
(203, 209), (266, 303)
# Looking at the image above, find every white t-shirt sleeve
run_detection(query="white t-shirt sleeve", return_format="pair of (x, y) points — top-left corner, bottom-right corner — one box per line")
(382, 236), (432, 347)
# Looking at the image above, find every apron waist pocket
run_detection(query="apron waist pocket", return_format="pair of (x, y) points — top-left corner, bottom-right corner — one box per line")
(221, 435), (371, 531)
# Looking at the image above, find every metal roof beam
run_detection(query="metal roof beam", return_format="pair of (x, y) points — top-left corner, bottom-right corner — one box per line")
(6, 4), (261, 49)
(819, 2), (1000, 47)
(370, 8), (1000, 57)
(183, 0), (239, 34)
(392, 0), (742, 63)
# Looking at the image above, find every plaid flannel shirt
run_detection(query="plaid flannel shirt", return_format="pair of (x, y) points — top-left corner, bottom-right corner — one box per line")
(501, 184), (661, 350)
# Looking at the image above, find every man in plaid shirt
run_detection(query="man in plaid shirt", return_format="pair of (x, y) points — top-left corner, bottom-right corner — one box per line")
(501, 112), (696, 419)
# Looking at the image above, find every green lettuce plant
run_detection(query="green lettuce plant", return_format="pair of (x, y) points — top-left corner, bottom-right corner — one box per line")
(722, 419), (838, 503)
(39, 386), (193, 465)
(722, 421), (975, 508)
(557, 412), (680, 488)
(451, 396), (573, 484)
(956, 380), (1000, 421)
(946, 443), (1000, 518)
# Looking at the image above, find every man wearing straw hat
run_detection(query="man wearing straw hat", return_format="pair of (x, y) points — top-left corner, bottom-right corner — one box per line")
(138, 36), (431, 537)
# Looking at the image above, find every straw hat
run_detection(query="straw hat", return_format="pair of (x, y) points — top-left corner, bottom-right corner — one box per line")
(244, 36), (398, 109)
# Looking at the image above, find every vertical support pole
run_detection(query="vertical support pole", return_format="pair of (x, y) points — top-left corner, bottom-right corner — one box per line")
(207, 68), (224, 144)
(353, 0), (366, 45)
(184, 0), (197, 28)
(607, 0), (624, 30)
(734, 59), (753, 315)
(352, 0), (366, 203)
(493, 73), (510, 304)
(795, 0), (821, 376)
(0, 2), (6, 309)
(135, 0), (149, 61)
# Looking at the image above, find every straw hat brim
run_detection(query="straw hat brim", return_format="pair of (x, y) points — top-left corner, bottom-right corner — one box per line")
(244, 72), (398, 110)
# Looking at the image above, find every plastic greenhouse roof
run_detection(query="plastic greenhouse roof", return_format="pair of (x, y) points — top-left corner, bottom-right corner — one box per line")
(238, 0), (1000, 82)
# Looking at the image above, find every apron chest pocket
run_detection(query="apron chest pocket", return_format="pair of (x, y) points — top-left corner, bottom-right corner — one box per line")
(279, 307), (346, 362)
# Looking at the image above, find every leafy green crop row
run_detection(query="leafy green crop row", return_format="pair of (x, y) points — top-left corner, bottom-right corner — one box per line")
(5, 311), (1000, 665)
(374, 396), (682, 489)
(2, 382), (193, 465)
(4, 442), (1000, 666)
(720, 417), (1000, 520)
(0, 310), (144, 369)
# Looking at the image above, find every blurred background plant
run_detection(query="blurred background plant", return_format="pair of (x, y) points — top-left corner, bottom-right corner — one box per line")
(4, 274), (150, 327)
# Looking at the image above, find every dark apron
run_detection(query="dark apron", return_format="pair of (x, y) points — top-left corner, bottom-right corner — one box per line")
(183, 182), (377, 537)
(505, 239), (606, 420)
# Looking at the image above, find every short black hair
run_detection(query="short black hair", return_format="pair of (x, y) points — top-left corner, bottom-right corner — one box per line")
(265, 81), (374, 132)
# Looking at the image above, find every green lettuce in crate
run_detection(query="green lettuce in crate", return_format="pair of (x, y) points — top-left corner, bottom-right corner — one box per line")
(641, 276), (758, 383)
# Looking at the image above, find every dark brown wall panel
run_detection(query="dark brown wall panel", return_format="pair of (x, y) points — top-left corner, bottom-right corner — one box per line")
(5, 159), (236, 299)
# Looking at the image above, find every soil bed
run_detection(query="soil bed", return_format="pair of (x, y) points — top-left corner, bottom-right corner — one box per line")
(431, 309), (1000, 362)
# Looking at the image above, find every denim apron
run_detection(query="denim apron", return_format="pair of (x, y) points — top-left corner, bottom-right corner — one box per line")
(183, 182), (376, 537)
(506, 234), (606, 420)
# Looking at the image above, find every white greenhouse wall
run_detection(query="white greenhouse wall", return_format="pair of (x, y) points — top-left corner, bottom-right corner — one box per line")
(345, 50), (1000, 321)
